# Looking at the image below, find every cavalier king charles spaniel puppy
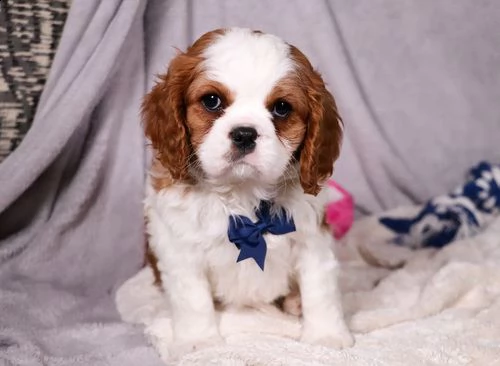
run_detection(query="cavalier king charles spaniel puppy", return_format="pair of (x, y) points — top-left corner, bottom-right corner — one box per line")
(143, 28), (353, 358)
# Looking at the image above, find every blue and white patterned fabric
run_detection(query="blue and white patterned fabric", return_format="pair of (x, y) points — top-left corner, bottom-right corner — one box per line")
(379, 161), (500, 249)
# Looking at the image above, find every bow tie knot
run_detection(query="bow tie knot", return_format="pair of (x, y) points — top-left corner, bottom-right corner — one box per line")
(227, 201), (296, 270)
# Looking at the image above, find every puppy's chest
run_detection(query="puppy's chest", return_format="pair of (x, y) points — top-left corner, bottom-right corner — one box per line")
(192, 200), (298, 264)
(159, 194), (301, 249)
(158, 195), (300, 305)
(206, 231), (295, 306)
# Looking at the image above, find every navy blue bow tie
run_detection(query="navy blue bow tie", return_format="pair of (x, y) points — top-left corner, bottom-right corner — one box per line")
(227, 201), (296, 270)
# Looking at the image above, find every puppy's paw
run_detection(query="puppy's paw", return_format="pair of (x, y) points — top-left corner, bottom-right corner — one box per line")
(168, 335), (224, 360)
(301, 325), (354, 349)
(282, 292), (302, 317)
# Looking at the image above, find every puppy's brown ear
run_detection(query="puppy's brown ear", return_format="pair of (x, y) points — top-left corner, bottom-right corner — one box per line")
(141, 54), (196, 181)
(291, 48), (342, 196)
(299, 77), (342, 196)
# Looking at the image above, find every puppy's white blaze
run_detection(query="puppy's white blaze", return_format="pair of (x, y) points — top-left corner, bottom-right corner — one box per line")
(202, 28), (294, 99)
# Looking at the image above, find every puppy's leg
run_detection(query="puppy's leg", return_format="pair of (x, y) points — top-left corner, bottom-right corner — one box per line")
(296, 231), (354, 349)
(147, 209), (223, 359)
(159, 258), (223, 359)
(281, 281), (302, 317)
(147, 216), (223, 360)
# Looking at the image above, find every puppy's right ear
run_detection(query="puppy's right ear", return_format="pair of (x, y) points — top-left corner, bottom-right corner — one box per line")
(289, 46), (342, 196)
(141, 54), (196, 181)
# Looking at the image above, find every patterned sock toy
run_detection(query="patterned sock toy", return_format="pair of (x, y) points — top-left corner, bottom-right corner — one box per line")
(379, 161), (500, 249)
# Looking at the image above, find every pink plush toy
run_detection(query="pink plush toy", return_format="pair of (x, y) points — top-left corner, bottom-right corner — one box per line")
(325, 180), (354, 240)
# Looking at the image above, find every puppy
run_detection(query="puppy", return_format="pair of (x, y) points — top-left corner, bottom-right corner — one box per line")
(142, 28), (353, 357)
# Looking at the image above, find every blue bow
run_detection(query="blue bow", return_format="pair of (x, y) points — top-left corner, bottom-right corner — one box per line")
(227, 201), (296, 270)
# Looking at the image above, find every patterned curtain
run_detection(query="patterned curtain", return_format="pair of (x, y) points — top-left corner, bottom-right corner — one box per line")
(0, 0), (71, 163)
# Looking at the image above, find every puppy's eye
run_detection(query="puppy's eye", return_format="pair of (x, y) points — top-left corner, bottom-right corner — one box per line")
(201, 94), (222, 112)
(271, 100), (292, 119)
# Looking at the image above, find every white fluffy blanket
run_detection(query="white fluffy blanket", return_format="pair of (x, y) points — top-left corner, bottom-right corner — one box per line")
(116, 209), (500, 365)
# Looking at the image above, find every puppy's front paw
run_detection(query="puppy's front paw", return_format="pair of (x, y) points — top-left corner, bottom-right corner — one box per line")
(282, 292), (302, 317)
(301, 325), (354, 349)
(168, 335), (224, 360)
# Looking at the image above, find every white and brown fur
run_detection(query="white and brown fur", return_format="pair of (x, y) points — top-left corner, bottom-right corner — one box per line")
(142, 28), (353, 359)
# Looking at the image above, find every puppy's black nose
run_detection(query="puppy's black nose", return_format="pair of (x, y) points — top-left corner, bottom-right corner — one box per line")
(230, 126), (257, 152)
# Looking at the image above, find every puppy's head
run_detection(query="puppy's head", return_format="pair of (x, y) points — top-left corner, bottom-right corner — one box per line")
(142, 28), (342, 195)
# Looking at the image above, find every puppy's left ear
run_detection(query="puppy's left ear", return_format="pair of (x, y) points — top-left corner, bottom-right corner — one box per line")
(141, 53), (196, 181)
(299, 70), (342, 196)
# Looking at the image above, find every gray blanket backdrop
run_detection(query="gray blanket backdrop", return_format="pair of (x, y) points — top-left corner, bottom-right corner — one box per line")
(1, 0), (499, 364)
